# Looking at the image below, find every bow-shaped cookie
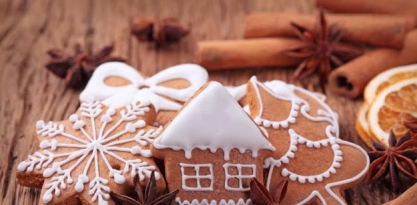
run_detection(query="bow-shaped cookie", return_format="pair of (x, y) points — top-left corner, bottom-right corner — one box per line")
(79, 62), (208, 111)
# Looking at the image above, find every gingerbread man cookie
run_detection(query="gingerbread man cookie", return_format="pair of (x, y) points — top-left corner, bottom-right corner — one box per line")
(79, 62), (208, 125)
(17, 99), (165, 205)
(246, 76), (369, 205)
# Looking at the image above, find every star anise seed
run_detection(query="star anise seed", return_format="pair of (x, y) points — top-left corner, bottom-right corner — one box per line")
(45, 44), (126, 89)
(250, 178), (288, 205)
(282, 10), (362, 84)
(110, 171), (179, 205)
(366, 130), (417, 191)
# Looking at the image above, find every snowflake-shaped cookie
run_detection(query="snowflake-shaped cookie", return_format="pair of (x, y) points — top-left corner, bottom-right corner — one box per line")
(17, 100), (165, 205)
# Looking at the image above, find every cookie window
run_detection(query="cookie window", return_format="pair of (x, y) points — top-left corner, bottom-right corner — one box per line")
(223, 163), (256, 191)
(180, 163), (214, 191)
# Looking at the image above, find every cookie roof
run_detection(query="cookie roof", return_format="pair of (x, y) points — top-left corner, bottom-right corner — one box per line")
(153, 81), (275, 160)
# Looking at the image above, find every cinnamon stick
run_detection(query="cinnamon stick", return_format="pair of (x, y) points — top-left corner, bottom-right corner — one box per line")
(328, 30), (417, 99)
(316, 0), (417, 21)
(195, 38), (304, 70)
(383, 183), (417, 205)
(244, 13), (415, 49)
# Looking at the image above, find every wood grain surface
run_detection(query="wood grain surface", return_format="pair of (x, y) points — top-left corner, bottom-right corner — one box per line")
(0, 0), (404, 204)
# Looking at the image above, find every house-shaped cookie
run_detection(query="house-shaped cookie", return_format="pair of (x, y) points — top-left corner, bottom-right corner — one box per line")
(151, 81), (275, 204)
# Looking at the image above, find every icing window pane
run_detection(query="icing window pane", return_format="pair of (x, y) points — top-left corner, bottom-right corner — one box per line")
(223, 163), (256, 191)
(242, 166), (254, 175)
(180, 163), (214, 191)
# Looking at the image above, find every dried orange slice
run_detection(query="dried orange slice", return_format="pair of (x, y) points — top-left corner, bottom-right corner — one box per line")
(384, 82), (417, 113)
(364, 64), (417, 106)
(368, 78), (417, 146)
(355, 103), (374, 148)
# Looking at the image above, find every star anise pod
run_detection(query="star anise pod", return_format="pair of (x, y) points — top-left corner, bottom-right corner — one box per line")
(366, 130), (417, 191)
(45, 44), (126, 89)
(110, 171), (179, 205)
(131, 17), (189, 45)
(250, 178), (288, 205)
(282, 10), (362, 84)
(131, 18), (154, 42)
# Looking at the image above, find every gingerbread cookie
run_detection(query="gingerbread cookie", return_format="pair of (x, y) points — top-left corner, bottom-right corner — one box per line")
(17, 99), (165, 205)
(151, 81), (275, 204)
(246, 76), (369, 204)
(79, 62), (208, 125)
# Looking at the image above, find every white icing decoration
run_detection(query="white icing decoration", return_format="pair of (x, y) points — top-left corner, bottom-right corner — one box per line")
(175, 198), (252, 205)
(79, 62), (208, 111)
(247, 77), (369, 205)
(278, 130), (343, 184)
(259, 127), (269, 138)
(295, 191), (327, 205)
(243, 105), (250, 114)
(153, 82), (275, 160)
(313, 92), (327, 102)
(263, 130), (298, 169)
(225, 84), (247, 101)
(290, 139), (369, 205)
(249, 76), (339, 139)
(18, 100), (162, 204)
(264, 129), (344, 188)
(250, 77), (303, 129)
(223, 163), (256, 191)
(180, 163), (214, 191)
(319, 140), (370, 205)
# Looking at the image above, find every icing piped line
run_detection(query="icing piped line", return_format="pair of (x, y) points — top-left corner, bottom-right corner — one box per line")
(247, 78), (367, 205)
(175, 198), (252, 205)
(295, 190), (327, 205)
(249, 77), (340, 140)
(322, 139), (370, 205)
(80, 62), (208, 111)
(264, 129), (342, 188)
(294, 86), (339, 138)
(223, 163), (256, 191)
(264, 132), (298, 189)
(225, 81), (326, 102)
(313, 92), (327, 102)
(264, 131), (298, 168)
(153, 82), (275, 161)
(293, 139), (370, 205)
(259, 127), (269, 138)
(299, 104), (338, 138)
(264, 135), (369, 204)
(154, 139), (268, 160)
(281, 135), (343, 184)
(180, 163), (214, 191)
(145, 64), (208, 102)
(250, 76), (303, 129)
(18, 100), (162, 204)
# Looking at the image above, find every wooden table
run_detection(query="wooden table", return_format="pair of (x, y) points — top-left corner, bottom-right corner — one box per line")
(0, 0), (404, 204)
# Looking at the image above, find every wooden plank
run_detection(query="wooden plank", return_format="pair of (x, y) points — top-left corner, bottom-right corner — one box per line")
(0, 0), (405, 204)
(0, 0), (52, 203)
(0, 0), (25, 20)
(0, 0), (91, 204)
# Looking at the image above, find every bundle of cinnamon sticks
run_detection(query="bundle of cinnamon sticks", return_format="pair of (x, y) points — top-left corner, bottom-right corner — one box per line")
(195, 0), (417, 99)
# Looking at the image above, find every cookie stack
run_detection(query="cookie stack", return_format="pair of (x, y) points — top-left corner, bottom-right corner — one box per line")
(16, 62), (369, 205)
